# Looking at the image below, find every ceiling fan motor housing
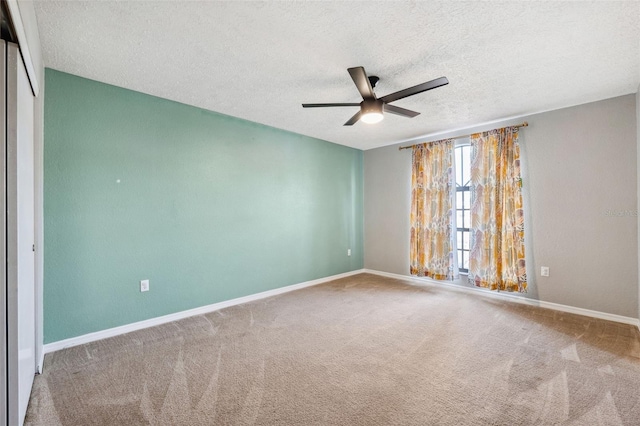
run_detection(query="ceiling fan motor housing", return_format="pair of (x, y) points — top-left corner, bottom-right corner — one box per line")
(361, 99), (384, 115)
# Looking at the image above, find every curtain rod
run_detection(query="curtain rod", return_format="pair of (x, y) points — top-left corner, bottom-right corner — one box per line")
(397, 122), (528, 151)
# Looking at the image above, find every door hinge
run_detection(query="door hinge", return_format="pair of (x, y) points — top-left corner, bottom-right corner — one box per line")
(32, 244), (35, 252)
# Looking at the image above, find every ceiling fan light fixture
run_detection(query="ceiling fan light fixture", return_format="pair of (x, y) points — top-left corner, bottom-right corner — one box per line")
(360, 99), (384, 124)
(361, 111), (384, 124)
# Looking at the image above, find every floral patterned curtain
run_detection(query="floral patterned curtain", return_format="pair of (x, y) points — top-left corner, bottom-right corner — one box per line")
(468, 127), (527, 292)
(410, 140), (457, 280)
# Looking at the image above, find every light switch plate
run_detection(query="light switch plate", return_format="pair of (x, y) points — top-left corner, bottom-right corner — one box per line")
(140, 279), (150, 292)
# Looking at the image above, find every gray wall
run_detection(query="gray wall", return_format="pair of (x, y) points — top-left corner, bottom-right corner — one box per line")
(365, 94), (638, 318)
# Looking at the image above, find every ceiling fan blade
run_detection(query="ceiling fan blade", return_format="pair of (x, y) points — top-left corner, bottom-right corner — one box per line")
(384, 104), (420, 118)
(302, 103), (360, 108)
(344, 111), (362, 126)
(380, 77), (449, 104)
(348, 67), (376, 100)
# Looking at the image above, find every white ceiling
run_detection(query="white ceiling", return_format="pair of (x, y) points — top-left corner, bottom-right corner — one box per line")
(34, 1), (640, 150)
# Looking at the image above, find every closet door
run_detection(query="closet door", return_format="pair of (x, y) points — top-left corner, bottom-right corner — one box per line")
(6, 41), (36, 426)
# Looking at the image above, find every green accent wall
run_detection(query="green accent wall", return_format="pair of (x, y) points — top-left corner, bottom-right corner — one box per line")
(44, 69), (363, 343)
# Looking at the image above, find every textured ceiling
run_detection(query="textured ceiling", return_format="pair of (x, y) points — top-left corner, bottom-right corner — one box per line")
(34, 1), (640, 150)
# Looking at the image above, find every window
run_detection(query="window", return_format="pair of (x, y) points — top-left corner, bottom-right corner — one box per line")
(455, 143), (471, 273)
(410, 127), (526, 290)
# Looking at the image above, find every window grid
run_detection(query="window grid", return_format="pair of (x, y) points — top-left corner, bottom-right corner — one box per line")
(455, 144), (471, 273)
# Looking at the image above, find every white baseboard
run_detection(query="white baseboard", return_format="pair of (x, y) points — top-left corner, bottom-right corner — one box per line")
(363, 269), (640, 329)
(36, 351), (44, 374)
(43, 269), (365, 355)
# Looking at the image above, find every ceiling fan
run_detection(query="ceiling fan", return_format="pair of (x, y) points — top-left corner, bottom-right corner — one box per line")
(302, 66), (449, 126)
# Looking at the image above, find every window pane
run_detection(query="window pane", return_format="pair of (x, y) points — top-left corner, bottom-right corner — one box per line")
(462, 145), (471, 186)
(455, 148), (462, 186)
(463, 231), (469, 250)
(457, 231), (462, 249)
(456, 191), (462, 209)
(463, 251), (469, 270)
(457, 250), (463, 269)
(464, 210), (471, 228)
(463, 190), (471, 209)
(456, 210), (463, 227)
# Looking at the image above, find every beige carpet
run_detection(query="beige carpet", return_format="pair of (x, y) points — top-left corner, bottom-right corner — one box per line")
(26, 273), (640, 425)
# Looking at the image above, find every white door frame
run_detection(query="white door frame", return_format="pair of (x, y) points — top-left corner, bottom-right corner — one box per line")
(0, 39), (7, 426)
(6, 40), (36, 426)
